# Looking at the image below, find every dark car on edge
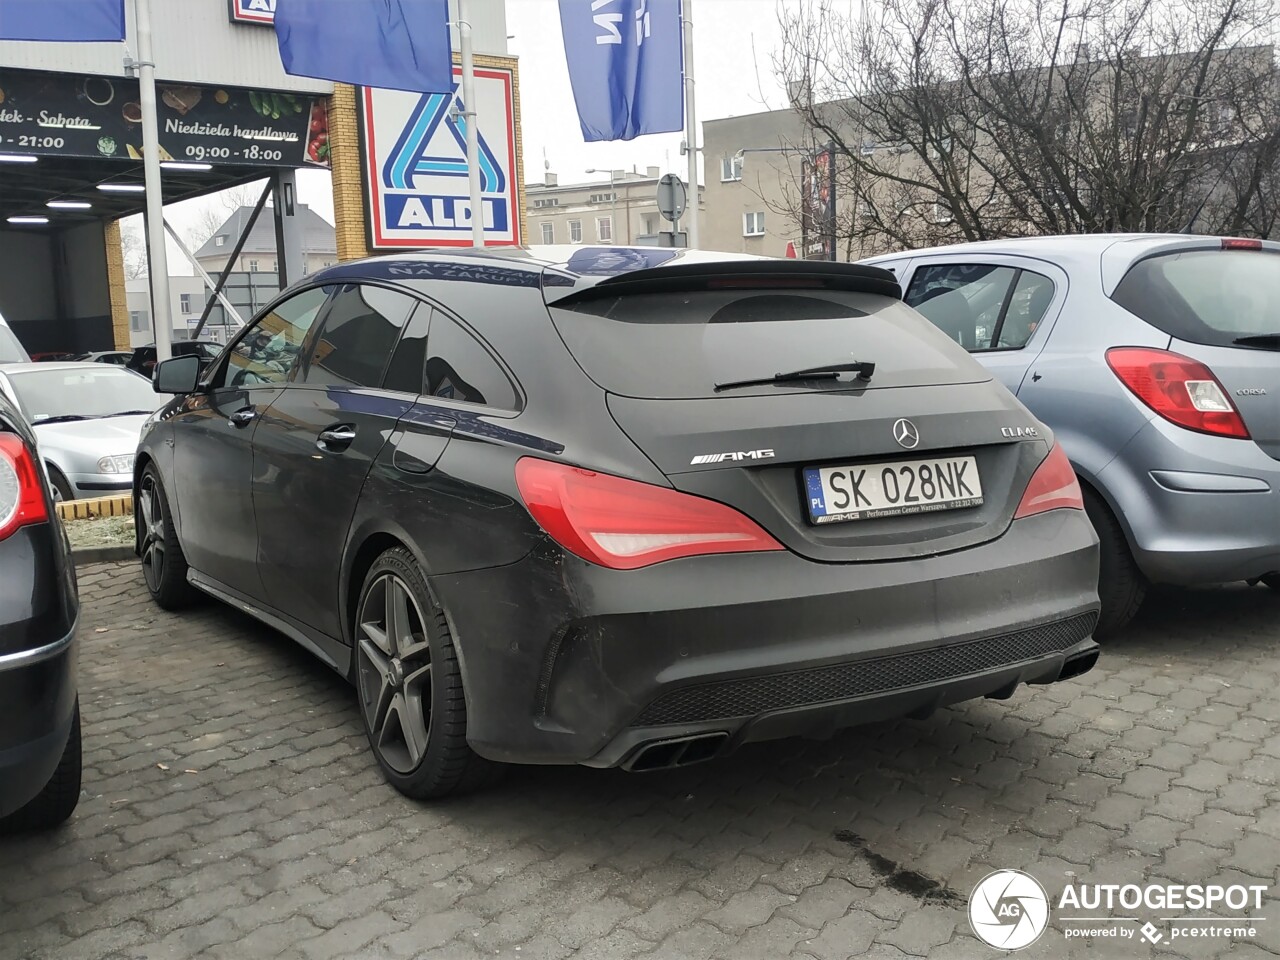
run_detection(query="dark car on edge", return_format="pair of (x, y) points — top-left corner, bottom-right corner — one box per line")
(135, 247), (1100, 800)
(0, 390), (80, 831)
(126, 340), (223, 377)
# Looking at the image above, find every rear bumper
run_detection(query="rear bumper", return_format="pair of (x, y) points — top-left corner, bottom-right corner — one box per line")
(1098, 419), (1280, 584)
(429, 509), (1100, 767)
(0, 629), (78, 818)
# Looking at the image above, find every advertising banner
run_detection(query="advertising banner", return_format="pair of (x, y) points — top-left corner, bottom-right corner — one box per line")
(801, 148), (837, 261)
(359, 65), (521, 249)
(229, 0), (276, 25)
(0, 69), (329, 168)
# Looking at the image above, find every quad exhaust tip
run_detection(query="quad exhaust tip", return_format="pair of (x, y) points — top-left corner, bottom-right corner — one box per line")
(624, 732), (730, 772)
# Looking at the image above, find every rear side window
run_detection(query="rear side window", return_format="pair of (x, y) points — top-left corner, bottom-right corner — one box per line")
(303, 284), (416, 389)
(550, 286), (978, 399)
(906, 264), (1053, 351)
(0, 326), (27, 363)
(424, 312), (518, 410)
(1112, 250), (1280, 347)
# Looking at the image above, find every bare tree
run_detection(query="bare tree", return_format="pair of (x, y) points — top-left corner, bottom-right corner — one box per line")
(776, 0), (1280, 257)
(119, 220), (148, 279)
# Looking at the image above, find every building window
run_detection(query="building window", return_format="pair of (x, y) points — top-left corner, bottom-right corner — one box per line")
(589, 192), (617, 204)
(743, 211), (766, 236)
(533, 198), (560, 208)
(540, 221), (555, 244)
(324, 261), (334, 267)
(568, 219), (583, 244)
(596, 217), (612, 243)
(179, 293), (193, 314)
(720, 156), (743, 181)
(215, 235), (226, 247)
(129, 310), (147, 332)
(642, 214), (657, 235)
(248, 259), (259, 272)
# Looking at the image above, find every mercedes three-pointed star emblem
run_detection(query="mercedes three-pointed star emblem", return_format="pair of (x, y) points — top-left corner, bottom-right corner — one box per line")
(892, 418), (920, 449)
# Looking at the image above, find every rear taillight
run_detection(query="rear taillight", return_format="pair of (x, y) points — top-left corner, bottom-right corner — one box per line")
(1106, 347), (1250, 440)
(515, 457), (784, 570)
(0, 433), (49, 541)
(1014, 443), (1083, 519)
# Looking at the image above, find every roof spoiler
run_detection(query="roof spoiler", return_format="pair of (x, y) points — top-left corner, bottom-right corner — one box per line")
(547, 260), (903, 305)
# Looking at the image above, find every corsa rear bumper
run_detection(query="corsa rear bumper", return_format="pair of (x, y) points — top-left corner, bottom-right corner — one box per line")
(429, 509), (1100, 767)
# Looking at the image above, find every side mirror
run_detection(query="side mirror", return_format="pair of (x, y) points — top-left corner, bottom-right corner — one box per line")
(153, 355), (202, 394)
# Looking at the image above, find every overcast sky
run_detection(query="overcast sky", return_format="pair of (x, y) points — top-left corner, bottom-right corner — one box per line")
(152, 0), (805, 270)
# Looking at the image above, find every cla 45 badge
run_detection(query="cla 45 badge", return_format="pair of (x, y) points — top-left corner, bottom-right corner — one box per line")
(1001, 426), (1039, 438)
(690, 449), (776, 465)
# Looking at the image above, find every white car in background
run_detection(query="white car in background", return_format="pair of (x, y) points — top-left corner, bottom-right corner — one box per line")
(0, 363), (162, 501)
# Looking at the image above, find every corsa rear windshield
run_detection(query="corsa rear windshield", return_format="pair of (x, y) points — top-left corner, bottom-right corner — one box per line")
(1111, 249), (1280, 347)
(0, 326), (27, 363)
(549, 287), (968, 399)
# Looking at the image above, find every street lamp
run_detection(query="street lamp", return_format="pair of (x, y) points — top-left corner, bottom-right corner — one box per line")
(585, 168), (619, 243)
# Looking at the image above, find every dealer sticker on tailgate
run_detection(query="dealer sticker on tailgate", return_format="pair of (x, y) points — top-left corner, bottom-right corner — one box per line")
(804, 456), (983, 524)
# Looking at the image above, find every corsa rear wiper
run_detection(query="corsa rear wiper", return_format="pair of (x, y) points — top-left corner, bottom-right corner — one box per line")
(714, 360), (876, 393)
(1233, 334), (1280, 349)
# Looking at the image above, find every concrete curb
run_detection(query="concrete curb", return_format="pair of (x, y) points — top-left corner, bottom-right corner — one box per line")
(72, 546), (136, 564)
(58, 494), (133, 521)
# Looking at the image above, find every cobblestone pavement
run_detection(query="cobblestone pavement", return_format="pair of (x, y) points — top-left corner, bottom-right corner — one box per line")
(2, 562), (1279, 960)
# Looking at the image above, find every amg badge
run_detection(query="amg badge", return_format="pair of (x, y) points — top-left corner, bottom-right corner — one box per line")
(690, 449), (776, 465)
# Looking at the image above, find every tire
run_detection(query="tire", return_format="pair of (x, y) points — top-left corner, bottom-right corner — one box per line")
(353, 546), (501, 799)
(137, 465), (197, 610)
(47, 465), (73, 503)
(0, 702), (81, 833)
(1083, 487), (1146, 638)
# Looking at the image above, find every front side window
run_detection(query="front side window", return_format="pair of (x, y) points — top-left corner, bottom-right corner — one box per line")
(302, 284), (416, 389)
(424, 312), (518, 411)
(906, 263), (1053, 351)
(223, 286), (329, 387)
(568, 220), (583, 244)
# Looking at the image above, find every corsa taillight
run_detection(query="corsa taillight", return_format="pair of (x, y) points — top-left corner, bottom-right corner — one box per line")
(515, 457), (784, 570)
(1014, 443), (1084, 519)
(1106, 347), (1250, 439)
(0, 433), (49, 541)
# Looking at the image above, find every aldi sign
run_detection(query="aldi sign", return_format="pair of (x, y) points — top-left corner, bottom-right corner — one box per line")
(229, 0), (275, 25)
(359, 66), (521, 249)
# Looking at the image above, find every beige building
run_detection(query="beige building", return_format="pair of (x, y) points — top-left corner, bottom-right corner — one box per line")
(701, 108), (812, 259)
(525, 168), (673, 247)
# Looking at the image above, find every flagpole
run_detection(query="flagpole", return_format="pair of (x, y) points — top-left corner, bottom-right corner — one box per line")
(134, 0), (172, 362)
(681, 0), (698, 249)
(456, 0), (485, 248)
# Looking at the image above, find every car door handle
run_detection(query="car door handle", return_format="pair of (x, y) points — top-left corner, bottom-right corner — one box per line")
(228, 407), (257, 428)
(316, 425), (356, 452)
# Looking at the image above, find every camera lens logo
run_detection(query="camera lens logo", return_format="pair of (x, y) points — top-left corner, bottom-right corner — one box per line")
(969, 869), (1050, 950)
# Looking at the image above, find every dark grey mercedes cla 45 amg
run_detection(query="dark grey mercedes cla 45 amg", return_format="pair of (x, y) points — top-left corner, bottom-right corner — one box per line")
(135, 248), (1100, 799)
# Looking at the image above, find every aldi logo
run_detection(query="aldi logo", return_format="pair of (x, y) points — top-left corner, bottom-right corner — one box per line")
(229, 0), (275, 24)
(360, 66), (521, 249)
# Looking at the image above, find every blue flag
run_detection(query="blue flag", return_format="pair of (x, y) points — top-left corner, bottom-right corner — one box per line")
(558, 0), (683, 141)
(0, 0), (125, 41)
(274, 0), (452, 94)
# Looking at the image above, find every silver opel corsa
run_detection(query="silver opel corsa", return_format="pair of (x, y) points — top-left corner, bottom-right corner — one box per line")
(867, 234), (1280, 635)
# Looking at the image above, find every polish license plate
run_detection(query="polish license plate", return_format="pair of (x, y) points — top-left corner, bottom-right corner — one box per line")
(803, 456), (983, 524)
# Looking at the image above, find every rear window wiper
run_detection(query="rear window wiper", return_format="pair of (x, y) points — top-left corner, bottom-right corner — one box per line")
(1233, 334), (1280, 349)
(714, 361), (876, 393)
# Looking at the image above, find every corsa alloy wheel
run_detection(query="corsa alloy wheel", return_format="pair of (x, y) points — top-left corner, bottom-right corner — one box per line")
(138, 473), (167, 594)
(356, 573), (434, 774)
